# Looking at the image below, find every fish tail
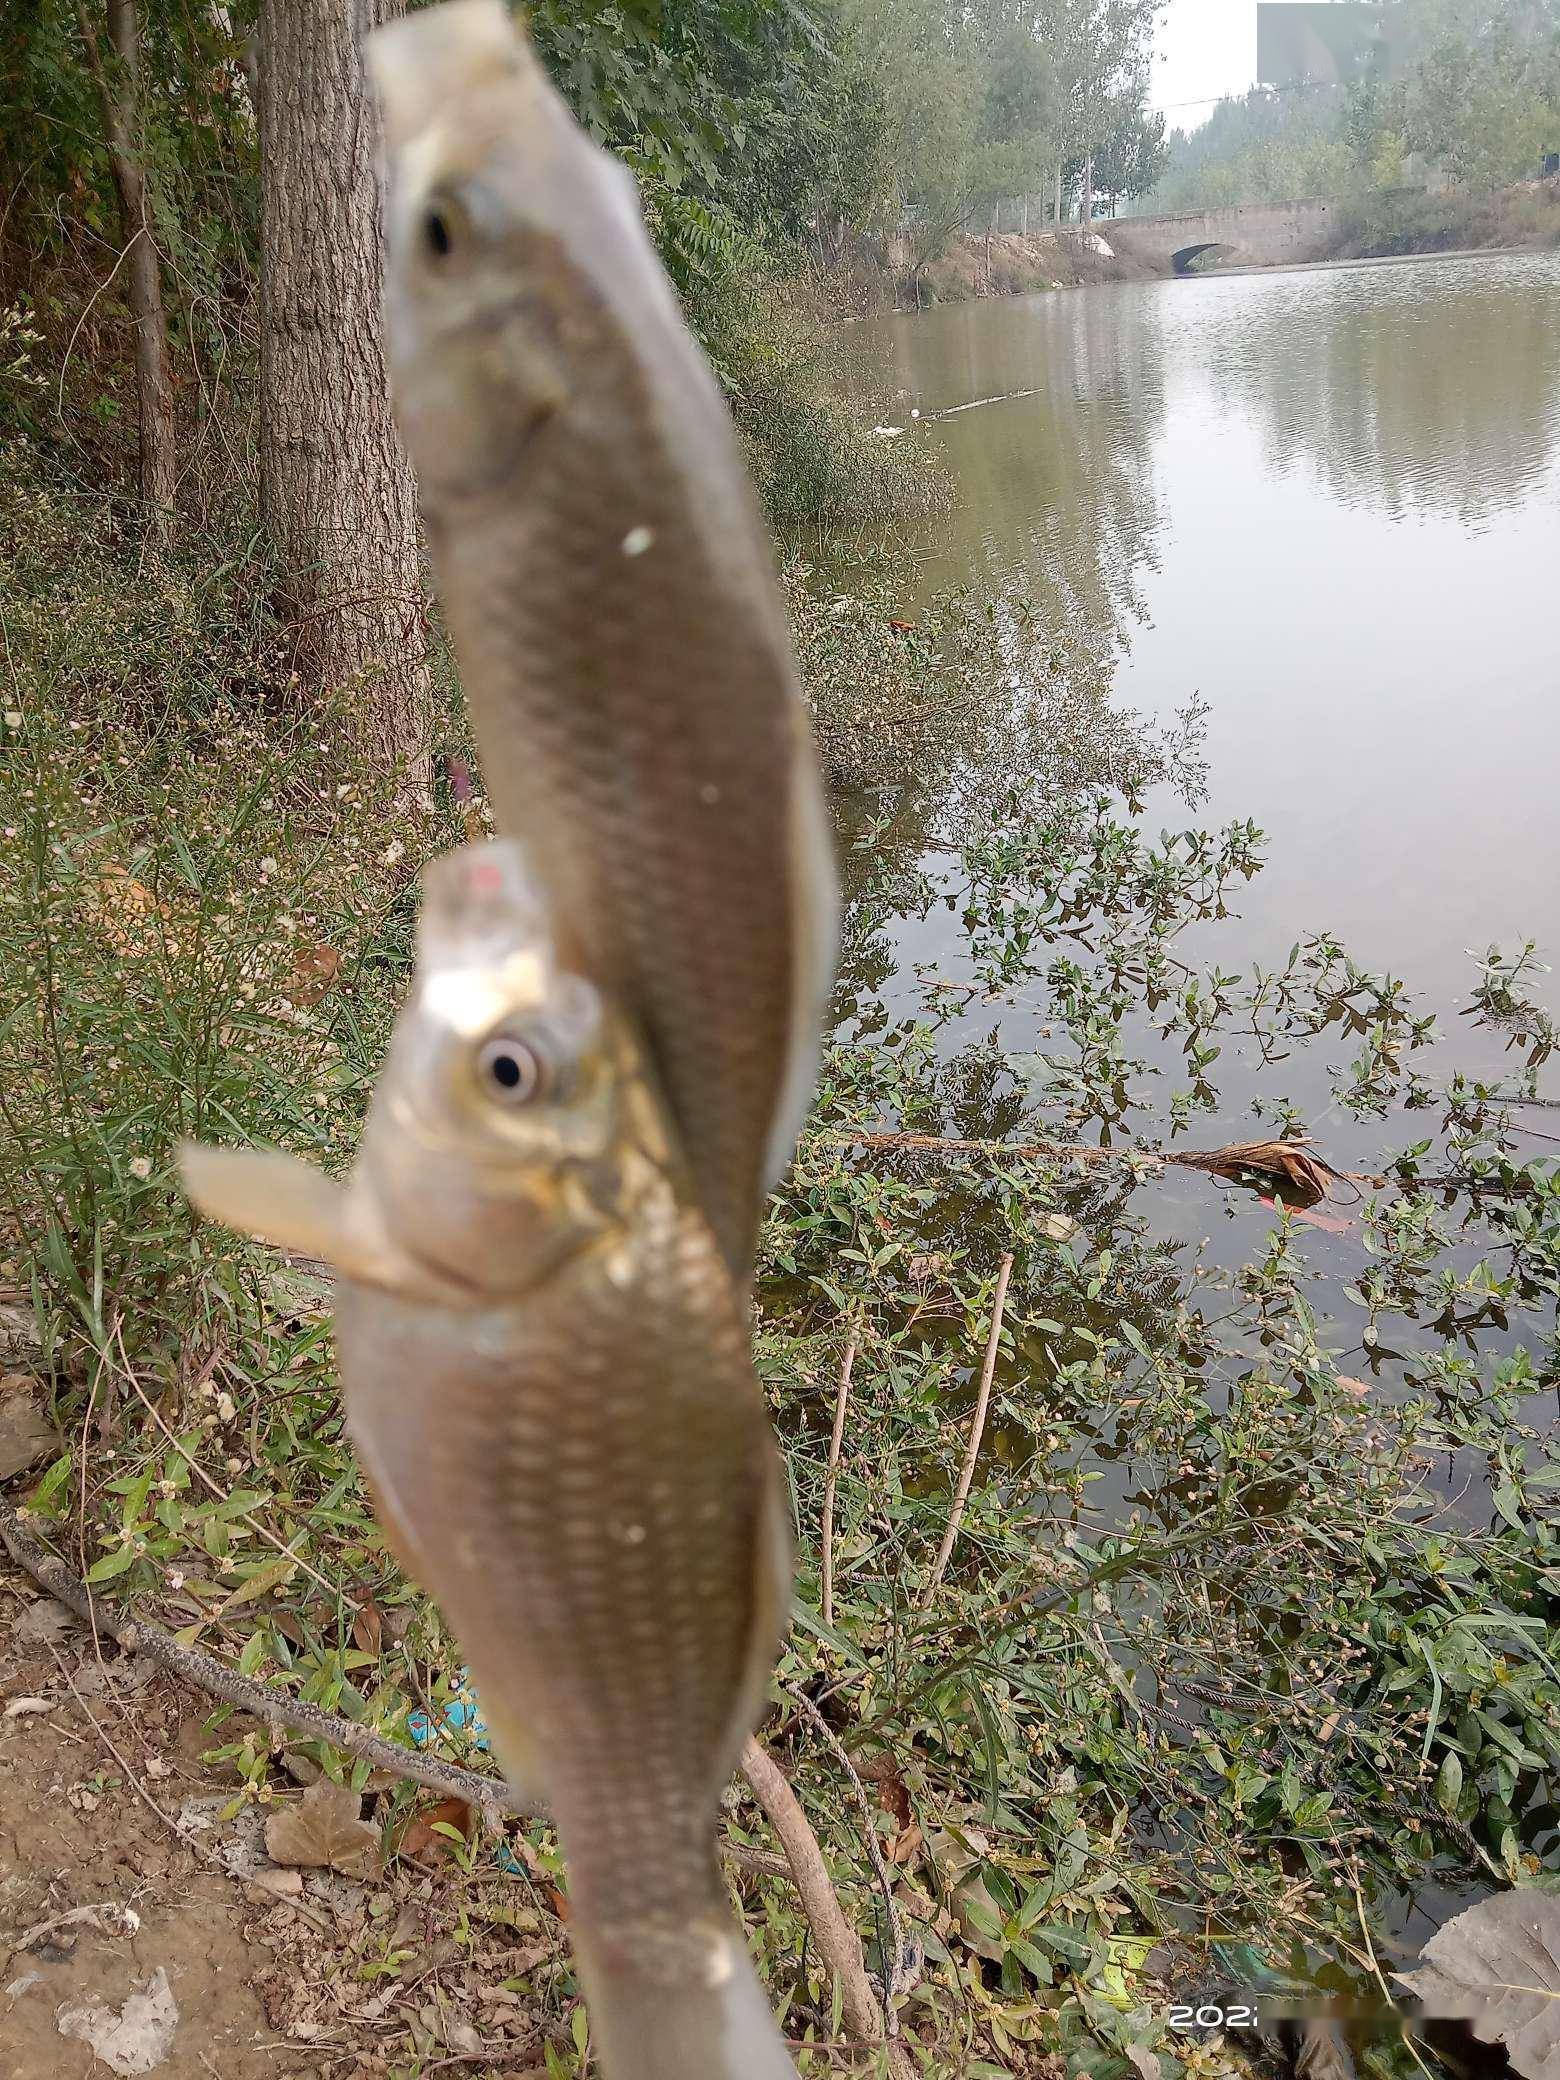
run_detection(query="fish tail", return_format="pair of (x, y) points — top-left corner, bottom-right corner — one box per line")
(572, 1921), (797, 2080)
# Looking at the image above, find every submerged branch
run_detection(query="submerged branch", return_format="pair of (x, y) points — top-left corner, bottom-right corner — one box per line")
(828, 1128), (1537, 1201)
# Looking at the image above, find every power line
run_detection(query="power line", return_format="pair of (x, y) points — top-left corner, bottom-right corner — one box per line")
(1148, 75), (1347, 115)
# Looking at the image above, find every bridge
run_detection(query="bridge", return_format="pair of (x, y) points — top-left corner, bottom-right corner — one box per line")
(1108, 198), (1338, 274)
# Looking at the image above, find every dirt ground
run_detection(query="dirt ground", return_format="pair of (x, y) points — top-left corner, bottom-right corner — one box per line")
(0, 1562), (566, 2079)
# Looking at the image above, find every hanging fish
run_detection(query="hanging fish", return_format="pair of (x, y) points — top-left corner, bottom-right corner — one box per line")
(367, 0), (838, 1279)
(180, 842), (796, 2080)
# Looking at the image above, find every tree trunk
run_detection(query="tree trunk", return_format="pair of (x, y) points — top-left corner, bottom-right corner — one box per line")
(258, 0), (429, 783)
(1021, 195), (1029, 238)
(1054, 161), (1063, 224)
(1081, 152), (1094, 231)
(76, 0), (178, 539)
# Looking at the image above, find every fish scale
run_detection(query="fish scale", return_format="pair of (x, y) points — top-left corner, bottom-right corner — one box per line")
(424, 440), (797, 1276)
(335, 1184), (775, 1941)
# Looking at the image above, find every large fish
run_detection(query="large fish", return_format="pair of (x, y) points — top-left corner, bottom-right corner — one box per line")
(181, 842), (796, 2080)
(366, 0), (837, 1280)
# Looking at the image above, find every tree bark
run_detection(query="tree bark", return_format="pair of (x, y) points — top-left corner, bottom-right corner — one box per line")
(1081, 150), (1094, 230)
(77, 0), (178, 539)
(258, 0), (429, 782)
(1054, 160), (1063, 224)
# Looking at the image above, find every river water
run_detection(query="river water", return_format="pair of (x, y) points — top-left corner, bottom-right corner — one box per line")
(826, 253), (1560, 1937)
(853, 248), (1560, 1060)
(839, 250), (1560, 1285)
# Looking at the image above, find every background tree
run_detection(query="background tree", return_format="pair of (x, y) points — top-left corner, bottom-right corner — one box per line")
(73, 0), (177, 538)
(1092, 100), (1167, 214)
(256, 0), (429, 780)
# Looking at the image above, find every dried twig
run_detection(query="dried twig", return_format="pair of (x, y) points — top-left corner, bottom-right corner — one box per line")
(739, 1738), (917, 2077)
(0, 1495), (862, 1942)
(791, 1689), (907, 2032)
(922, 1252), (1014, 1605)
(0, 1491), (523, 1827)
(820, 1331), (858, 1631)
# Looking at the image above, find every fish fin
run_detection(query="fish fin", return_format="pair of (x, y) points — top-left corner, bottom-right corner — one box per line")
(572, 1921), (796, 2080)
(367, 0), (539, 156)
(762, 745), (839, 1190)
(179, 1143), (350, 1260)
(178, 1143), (418, 1293)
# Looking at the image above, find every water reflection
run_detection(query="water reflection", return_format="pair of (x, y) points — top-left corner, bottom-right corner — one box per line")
(1192, 253), (1560, 527)
(863, 283), (1169, 681)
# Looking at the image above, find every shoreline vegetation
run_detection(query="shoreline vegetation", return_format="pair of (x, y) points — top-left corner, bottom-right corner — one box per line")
(3, 434), (1557, 2079)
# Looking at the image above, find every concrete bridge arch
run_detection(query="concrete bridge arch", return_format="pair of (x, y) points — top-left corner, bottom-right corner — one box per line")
(1111, 199), (1336, 274)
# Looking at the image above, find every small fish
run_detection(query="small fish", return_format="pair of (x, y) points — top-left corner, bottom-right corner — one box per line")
(181, 842), (796, 2080)
(367, 0), (838, 1280)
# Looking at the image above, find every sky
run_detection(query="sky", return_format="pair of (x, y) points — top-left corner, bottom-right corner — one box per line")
(1149, 0), (1259, 129)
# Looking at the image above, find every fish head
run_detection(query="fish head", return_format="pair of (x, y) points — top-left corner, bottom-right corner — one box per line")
(182, 842), (647, 1306)
(359, 839), (628, 1297)
(367, 0), (652, 502)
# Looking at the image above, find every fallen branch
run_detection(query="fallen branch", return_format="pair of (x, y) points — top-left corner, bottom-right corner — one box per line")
(791, 1689), (908, 2032)
(0, 1489), (889, 2001)
(828, 1128), (1535, 1201)
(0, 1491), (526, 1829)
(922, 1253), (1014, 1603)
(740, 1738), (917, 2077)
(820, 1331), (858, 1631)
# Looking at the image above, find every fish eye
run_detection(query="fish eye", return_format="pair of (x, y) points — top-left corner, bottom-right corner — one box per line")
(423, 207), (455, 259)
(476, 1034), (543, 1105)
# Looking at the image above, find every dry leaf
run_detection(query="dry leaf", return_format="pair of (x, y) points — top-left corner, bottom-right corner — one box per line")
(1336, 1378), (1371, 1400)
(245, 1867), (304, 1901)
(264, 1779), (381, 1880)
(287, 943), (342, 1007)
(12, 1597), (78, 1645)
(351, 1600), (384, 1656)
(58, 1967), (179, 2075)
(1396, 1885), (1560, 2080)
(397, 1796), (474, 1866)
(0, 1393), (56, 1480)
(1186, 1138), (1338, 1205)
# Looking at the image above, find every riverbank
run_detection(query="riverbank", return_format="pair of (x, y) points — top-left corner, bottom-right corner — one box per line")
(1335, 177), (1560, 261)
(6, 385), (1559, 2077)
(859, 175), (1560, 311)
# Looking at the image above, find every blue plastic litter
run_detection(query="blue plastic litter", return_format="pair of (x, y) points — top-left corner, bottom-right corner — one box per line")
(405, 1673), (521, 1872)
(407, 1668), (490, 1752)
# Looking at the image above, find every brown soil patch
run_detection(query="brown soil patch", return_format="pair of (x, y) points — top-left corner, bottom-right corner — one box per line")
(0, 1565), (567, 2078)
